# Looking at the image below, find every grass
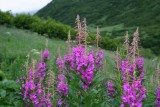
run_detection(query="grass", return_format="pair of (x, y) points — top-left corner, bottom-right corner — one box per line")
(0, 26), (67, 55)
(0, 26), (66, 80)
(89, 23), (125, 33)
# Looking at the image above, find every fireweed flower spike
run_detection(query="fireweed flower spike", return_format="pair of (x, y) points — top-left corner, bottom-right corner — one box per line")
(107, 81), (116, 98)
(82, 18), (90, 55)
(121, 80), (146, 107)
(57, 99), (63, 106)
(75, 14), (83, 45)
(56, 57), (64, 72)
(66, 30), (71, 53)
(156, 88), (160, 107)
(95, 50), (103, 71)
(129, 28), (140, 58)
(57, 74), (68, 97)
(123, 31), (130, 54)
(96, 26), (101, 50)
(42, 49), (50, 60)
(57, 74), (68, 106)
(56, 47), (65, 72)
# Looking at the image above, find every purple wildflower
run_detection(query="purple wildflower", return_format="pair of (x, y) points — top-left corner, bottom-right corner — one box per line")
(95, 50), (103, 71)
(156, 88), (160, 106)
(57, 99), (63, 106)
(64, 54), (74, 71)
(107, 81), (116, 98)
(65, 104), (69, 107)
(58, 74), (66, 81)
(121, 80), (146, 107)
(42, 49), (50, 60)
(36, 62), (46, 79)
(120, 58), (145, 83)
(56, 57), (64, 71)
(57, 74), (68, 97)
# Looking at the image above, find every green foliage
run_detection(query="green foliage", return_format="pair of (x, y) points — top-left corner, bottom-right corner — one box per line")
(64, 70), (108, 107)
(0, 10), (14, 26)
(0, 79), (24, 107)
(88, 34), (119, 51)
(0, 70), (5, 81)
(100, 37), (119, 51)
(0, 11), (74, 40)
(14, 14), (39, 30)
(14, 14), (74, 39)
(140, 48), (156, 58)
(31, 17), (74, 40)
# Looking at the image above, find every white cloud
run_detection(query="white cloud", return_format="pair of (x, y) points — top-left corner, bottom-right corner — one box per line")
(0, 0), (52, 13)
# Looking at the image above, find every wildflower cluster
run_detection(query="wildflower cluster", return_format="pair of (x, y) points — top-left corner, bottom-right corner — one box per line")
(56, 16), (103, 91)
(54, 16), (105, 107)
(120, 29), (146, 107)
(56, 46), (103, 90)
(20, 50), (53, 107)
(120, 58), (144, 83)
(16, 16), (160, 107)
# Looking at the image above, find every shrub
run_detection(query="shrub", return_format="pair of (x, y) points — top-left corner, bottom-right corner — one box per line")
(0, 10), (14, 26)
(14, 14), (39, 29)
(0, 79), (24, 107)
(0, 70), (5, 81)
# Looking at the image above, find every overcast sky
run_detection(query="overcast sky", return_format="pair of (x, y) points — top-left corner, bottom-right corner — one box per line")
(0, 0), (52, 13)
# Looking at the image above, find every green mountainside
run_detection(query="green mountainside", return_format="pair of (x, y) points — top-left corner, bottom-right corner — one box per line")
(36, 0), (160, 55)
(37, 0), (160, 26)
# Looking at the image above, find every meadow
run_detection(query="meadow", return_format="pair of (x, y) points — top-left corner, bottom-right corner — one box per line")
(0, 14), (160, 107)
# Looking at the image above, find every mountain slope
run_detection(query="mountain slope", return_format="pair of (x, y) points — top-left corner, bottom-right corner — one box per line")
(37, 0), (160, 26)
(36, 0), (160, 55)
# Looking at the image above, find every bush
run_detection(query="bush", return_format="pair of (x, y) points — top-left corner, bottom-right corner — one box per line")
(100, 37), (119, 51)
(0, 10), (14, 26)
(31, 17), (74, 39)
(88, 34), (119, 51)
(0, 79), (24, 107)
(14, 14), (39, 29)
(0, 71), (5, 81)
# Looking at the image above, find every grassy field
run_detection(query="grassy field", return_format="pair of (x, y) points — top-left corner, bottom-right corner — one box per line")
(0, 25), (159, 90)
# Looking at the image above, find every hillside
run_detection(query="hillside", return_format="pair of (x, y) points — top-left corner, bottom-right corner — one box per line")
(36, 0), (160, 26)
(36, 0), (160, 55)
(0, 26), (67, 80)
